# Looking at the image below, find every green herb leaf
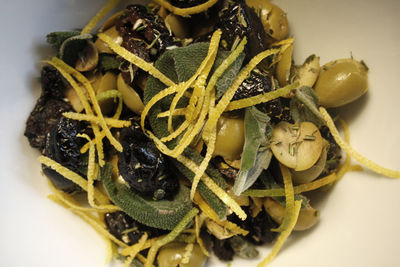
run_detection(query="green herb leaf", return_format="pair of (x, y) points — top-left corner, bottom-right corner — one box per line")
(259, 171), (310, 208)
(101, 164), (193, 230)
(98, 54), (122, 72)
(46, 31), (81, 50)
(214, 51), (245, 99)
(228, 236), (259, 259)
(290, 86), (324, 127)
(144, 43), (244, 219)
(59, 34), (93, 67)
(233, 107), (272, 195)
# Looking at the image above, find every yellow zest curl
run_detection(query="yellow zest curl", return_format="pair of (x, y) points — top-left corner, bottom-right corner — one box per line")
(319, 107), (400, 178)
(257, 200), (302, 267)
(81, 0), (121, 35)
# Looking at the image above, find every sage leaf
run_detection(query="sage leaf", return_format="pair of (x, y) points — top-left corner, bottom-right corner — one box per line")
(46, 31), (81, 50)
(233, 107), (272, 195)
(214, 51), (245, 99)
(101, 164), (193, 230)
(259, 171), (310, 208)
(59, 33), (93, 67)
(98, 54), (121, 72)
(290, 86), (324, 127)
(144, 43), (246, 219)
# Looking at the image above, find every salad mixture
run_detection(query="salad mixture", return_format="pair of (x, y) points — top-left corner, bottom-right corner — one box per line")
(24, 0), (400, 266)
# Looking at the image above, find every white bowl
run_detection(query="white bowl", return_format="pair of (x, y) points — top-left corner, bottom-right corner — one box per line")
(0, 0), (399, 266)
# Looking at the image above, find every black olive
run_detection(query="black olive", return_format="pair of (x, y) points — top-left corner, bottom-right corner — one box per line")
(43, 118), (87, 193)
(227, 206), (278, 245)
(40, 66), (66, 99)
(25, 67), (72, 150)
(217, 0), (269, 65)
(116, 5), (174, 85)
(105, 211), (167, 245)
(212, 237), (234, 261)
(118, 123), (179, 200)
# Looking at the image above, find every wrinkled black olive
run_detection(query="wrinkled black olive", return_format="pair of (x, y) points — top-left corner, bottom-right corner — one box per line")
(43, 118), (87, 193)
(116, 5), (174, 85)
(233, 71), (287, 121)
(25, 67), (72, 150)
(227, 206), (278, 245)
(105, 211), (167, 245)
(217, 0), (269, 65)
(118, 124), (179, 200)
(212, 237), (234, 261)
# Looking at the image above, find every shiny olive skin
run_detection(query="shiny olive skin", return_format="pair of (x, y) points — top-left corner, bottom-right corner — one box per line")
(213, 115), (245, 161)
(314, 58), (369, 107)
(246, 0), (289, 42)
(157, 243), (207, 267)
(118, 123), (179, 200)
(264, 197), (320, 231)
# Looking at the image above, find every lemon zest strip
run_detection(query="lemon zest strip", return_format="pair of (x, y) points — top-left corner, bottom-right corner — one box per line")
(124, 233), (148, 267)
(81, 0), (121, 35)
(319, 107), (400, 178)
(257, 200), (302, 267)
(225, 82), (298, 111)
(157, 108), (187, 118)
(120, 236), (164, 256)
(271, 164), (295, 232)
(145, 208), (199, 267)
(153, 0), (219, 16)
(203, 48), (279, 139)
(195, 215), (210, 256)
(63, 112), (131, 128)
(39, 156), (111, 204)
(194, 192), (248, 236)
(98, 33), (176, 87)
(177, 155), (246, 220)
(51, 57), (122, 153)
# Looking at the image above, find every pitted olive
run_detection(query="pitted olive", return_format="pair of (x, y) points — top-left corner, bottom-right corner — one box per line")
(294, 54), (321, 88)
(75, 41), (99, 72)
(94, 26), (123, 54)
(314, 58), (368, 107)
(270, 121), (323, 171)
(276, 44), (293, 86)
(246, 0), (289, 41)
(291, 139), (328, 184)
(264, 197), (320, 231)
(213, 115), (245, 161)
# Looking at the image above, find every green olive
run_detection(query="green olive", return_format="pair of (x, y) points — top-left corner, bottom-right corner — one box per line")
(116, 73), (144, 115)
(291, 139), (328, 184)
(94, 26), (123, 54)
(276, 44), (293, 86)
(75, 41), (98, 72)
(246, 0), (289, 41)
(157, 243), (207, 267)
(294, 54), (321, 88)
(264, 197), (320, 231)
(213, 115), (245, 161)
(165, 14), (190, 39)
(64, 84), (86, 112)
(93, 71), (117, 114)
(270, 121), (323, 171)
(205, 218), (234, 240)
(314, 58), (368, 108)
